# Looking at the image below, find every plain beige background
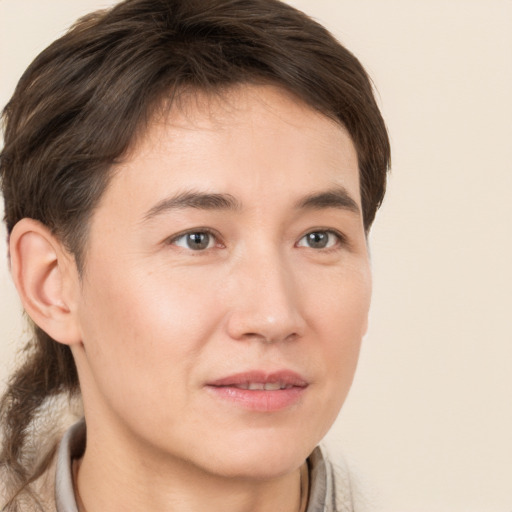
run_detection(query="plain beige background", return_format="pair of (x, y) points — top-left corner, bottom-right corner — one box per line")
(1, 1), (511, 510)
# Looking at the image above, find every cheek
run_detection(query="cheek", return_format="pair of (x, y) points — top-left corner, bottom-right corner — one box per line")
(307, 259), (371, 338)
(83, 256), (220, 340)
(306, 261), (371, 389)
(77, 262), (224, 407)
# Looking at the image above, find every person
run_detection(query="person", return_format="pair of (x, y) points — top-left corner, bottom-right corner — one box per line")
(0, 0), (390, 510)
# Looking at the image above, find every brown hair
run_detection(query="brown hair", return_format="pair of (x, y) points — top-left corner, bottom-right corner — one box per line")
(0, 0), (390, 506)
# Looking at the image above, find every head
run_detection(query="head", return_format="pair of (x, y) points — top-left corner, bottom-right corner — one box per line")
(0, 0), (390, 499)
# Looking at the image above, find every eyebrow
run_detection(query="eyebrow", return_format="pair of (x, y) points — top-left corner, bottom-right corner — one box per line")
(295, 186), (360, 215)
(143, 191), (241, 222)
(143, 186), (360, 223)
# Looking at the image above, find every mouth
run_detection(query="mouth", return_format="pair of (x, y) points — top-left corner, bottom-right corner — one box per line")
(228, 382), (297, 391)
(205, 370), (308, 412)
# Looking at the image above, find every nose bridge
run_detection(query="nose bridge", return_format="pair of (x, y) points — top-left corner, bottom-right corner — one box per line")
(226, 243), (305, 343)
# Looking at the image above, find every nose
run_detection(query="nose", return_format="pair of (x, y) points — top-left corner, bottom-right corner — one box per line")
(225, 250), (306, 344)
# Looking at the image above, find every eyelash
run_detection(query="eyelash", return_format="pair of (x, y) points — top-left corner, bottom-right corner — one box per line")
(296, 229), (346, 251)
(167, 228), (346, 252)
(167, 228), (223, 252)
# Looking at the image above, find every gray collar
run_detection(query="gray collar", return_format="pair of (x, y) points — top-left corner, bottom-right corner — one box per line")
(55, 419), (84, 512)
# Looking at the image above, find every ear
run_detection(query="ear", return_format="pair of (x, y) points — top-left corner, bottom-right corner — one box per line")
(9, 218), (82, 346)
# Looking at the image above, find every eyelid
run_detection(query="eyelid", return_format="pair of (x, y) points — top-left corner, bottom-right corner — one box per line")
(166, 227), (223, 249)
(164, 227), (347, 251)
(296, 228), (347, 249)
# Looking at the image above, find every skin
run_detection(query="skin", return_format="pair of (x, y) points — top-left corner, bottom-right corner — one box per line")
(14, 85), (372, 512)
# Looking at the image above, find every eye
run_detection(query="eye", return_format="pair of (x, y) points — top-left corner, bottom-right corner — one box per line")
(297, 230), (341, 249)
(171, 231), (217, 251)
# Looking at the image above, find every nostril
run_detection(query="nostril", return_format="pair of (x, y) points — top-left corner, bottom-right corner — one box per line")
(284, 332), (299, 342)
(241, 332), (300, 344)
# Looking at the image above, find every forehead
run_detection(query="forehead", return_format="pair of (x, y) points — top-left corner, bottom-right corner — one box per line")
(96, 84), (360, 222)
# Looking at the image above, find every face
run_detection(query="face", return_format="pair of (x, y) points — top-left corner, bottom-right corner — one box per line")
(71, 85), (371, 480)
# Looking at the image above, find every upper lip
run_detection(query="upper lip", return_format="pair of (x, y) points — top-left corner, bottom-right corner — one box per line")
(206, 370), (308, 388)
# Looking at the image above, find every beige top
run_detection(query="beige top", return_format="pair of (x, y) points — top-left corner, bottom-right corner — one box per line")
(54, 420), (359, 512)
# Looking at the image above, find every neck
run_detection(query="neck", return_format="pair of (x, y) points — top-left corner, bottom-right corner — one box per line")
(76, 456), (304, 512)
(75, 425), (307, 512)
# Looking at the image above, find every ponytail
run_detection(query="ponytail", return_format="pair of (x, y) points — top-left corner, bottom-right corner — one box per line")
(0, 325), (80, 509)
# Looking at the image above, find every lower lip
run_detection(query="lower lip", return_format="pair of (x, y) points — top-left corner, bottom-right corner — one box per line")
(206, 386), (306, 412)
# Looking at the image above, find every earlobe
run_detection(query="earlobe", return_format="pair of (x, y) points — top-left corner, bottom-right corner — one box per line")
(9, 218), (82, 346)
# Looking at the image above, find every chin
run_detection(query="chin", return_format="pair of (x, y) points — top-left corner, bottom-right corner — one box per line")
(190, 428), (320, 480)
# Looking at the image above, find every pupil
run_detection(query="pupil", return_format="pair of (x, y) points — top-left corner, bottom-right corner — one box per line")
(187, 233), (209, 250)
(308, 232), (327, 248)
